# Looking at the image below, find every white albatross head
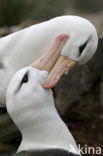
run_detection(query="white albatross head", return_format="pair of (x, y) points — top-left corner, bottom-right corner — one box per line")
(31, 18), (98, 89)
(6, 67), (80, 154)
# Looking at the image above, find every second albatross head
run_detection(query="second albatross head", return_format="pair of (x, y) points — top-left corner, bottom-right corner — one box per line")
(31, 19), (98, 89)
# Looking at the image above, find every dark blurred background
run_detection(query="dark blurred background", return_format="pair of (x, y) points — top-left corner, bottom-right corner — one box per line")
(0, 0), (103, 156)
(0, 0), (103, 34)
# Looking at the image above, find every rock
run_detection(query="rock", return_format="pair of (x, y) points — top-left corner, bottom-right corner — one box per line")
(100, 73), (103, 106)
(0, 26), (20, 37)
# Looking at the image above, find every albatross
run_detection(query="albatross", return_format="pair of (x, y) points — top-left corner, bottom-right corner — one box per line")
(0, 15), (98, 106)
(6, 34), (81, 156)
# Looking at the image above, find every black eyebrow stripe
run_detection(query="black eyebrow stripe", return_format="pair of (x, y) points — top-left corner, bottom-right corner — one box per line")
(14, 71), (29, 94)
(79, 41), (88, 55)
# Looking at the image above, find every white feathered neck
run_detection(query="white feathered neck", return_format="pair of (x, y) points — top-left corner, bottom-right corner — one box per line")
(6, 67), (80, 154)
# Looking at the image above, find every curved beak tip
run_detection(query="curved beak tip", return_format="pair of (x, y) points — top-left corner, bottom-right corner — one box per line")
(42, 57), (78, 89)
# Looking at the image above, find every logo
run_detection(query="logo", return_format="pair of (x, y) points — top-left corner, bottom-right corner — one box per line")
(78, 144), (102, 155)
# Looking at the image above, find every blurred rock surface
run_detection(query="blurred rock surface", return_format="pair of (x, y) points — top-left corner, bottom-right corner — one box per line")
(0, 26), (20, 37)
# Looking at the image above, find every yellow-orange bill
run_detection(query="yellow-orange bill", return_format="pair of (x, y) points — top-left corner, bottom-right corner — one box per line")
(42, 56), (78, 89)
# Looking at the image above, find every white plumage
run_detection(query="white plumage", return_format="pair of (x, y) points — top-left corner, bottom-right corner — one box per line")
(6, 66), (80, 155)
(0, 15), (98, 106)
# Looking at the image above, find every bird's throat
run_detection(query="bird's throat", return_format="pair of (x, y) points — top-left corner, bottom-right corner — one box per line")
(17, 99), (78, 154)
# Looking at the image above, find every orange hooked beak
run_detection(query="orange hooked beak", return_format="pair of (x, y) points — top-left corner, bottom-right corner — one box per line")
(31, 34), (78, 89)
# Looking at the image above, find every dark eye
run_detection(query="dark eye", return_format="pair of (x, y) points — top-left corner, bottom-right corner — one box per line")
(79, 41), (87, 55)
(21, 72), (28, 84)
(14, 72), (29, 94)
